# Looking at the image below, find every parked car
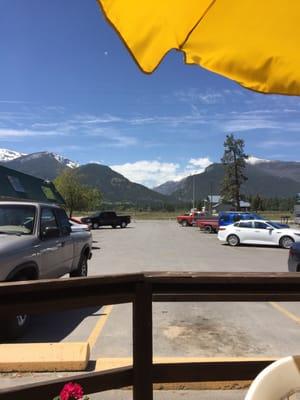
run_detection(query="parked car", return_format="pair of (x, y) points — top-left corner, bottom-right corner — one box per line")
(0, 201), (93, 338)
(69, 216), (85, 224)
(81, 211), (131, 229)
(218, 211), (264, 226)
(288, 242), (300, 272)
(218, 219), (300, 249)
(176, 211), (206, 227)
(69, 220), (90, 232)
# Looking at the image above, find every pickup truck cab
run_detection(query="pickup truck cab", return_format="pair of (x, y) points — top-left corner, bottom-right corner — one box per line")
(177, 211), (206, 227)
(0, 201), (93, 338)
(81, 211), (131, 229)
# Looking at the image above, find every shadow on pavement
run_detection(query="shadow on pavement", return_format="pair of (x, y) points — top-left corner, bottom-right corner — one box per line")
(4, 307), (103, 343)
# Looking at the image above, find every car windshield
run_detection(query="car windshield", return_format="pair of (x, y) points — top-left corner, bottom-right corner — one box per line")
(266, 221), (282, 229)
(0, 205), (36, 235)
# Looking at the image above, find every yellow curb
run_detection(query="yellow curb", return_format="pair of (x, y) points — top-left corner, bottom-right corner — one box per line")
(94, 357), (275, 390)
(0, 342), (90, 372)
(87, 305), (113, 349)
(95, 356), (277, 370)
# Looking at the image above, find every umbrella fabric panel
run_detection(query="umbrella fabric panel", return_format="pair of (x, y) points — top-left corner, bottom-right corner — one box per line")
(97, 0), (300, 95)
(183, 0), (300, 95)
(97, 0), (214, 72)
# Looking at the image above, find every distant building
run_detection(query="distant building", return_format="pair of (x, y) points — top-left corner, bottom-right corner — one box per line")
(0, 165), (65, 204)
(205, 195), (250, 213)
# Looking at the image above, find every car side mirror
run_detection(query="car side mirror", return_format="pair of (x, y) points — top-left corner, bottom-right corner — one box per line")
(42, 226), (60, 239)
(267, 227), (274, 231)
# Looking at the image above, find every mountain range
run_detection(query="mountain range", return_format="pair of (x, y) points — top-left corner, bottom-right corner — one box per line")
(0, 149), (170, 205)
(0, 148), (299, 204)
(154, 161), (300, 200)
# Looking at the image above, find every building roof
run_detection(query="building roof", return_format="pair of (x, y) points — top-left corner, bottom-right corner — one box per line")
(207, 195), (250, 208)
(240, 201), (251, 207)
(0, 165), (65, 204)
(207, 195), (221, 203)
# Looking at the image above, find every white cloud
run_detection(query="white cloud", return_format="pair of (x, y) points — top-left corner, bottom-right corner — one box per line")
(87, 127), (138, 147)
(0, 128), (65, 138)
(188, 157), (212, 169)
(111, 157), (213, 188)
(0, 100), (30, 104)
(174, 89), (225, 104)
(89, 160), (102, 165)
(258, 140), (300, 148)
(111, 161), (179, 188)
(74, 114), (122, 124)
(247, 156), (271, 164)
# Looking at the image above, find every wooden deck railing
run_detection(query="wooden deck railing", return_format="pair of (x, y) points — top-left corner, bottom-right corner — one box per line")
(1, 271), (300, 399)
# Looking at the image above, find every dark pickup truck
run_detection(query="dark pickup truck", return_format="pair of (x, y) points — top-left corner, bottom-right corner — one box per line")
(81, 211), (131, 229)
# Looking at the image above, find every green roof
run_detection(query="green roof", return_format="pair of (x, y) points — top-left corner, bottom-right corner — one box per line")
(0, 165), (65, 204)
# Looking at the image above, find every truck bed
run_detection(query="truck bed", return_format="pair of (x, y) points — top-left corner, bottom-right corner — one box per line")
(195, 217), (219, 233)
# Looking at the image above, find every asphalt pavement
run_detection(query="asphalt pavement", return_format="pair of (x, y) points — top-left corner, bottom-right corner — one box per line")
(0, 220), (297, 399)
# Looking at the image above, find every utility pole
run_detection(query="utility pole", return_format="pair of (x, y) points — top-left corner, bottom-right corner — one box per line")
(192, 175), (195, 209)
(209, 181), (213, 215)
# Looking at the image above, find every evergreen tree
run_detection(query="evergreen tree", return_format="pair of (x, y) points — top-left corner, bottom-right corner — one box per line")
(220, 134), (248, 211)
(252, 194), (262, 211)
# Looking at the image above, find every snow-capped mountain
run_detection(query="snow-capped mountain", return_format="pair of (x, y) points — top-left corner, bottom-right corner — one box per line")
(246, 156), (272, 165)
(1, 150), (79, 180)
(52, 153), (79, 169)
(0, 148), (26, 162)
(16, 151), (79, 169)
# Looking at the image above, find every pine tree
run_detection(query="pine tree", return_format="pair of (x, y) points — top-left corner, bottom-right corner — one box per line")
(220, 134), (248, 211)
(252, 194), (262, 211)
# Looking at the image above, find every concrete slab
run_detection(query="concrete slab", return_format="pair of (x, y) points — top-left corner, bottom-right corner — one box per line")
(91, 301), (300, 360)
(89, 390), (247, 399)
(0, 342), (89, 372)
(0, 220), (297, 393)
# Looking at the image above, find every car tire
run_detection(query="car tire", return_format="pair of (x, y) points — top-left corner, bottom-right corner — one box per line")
(120, 221), (127, 228)
(1, 275), (31, 339)
(93, 222), (99, 229)
(70, 254), (88, 277)
(204, 225), (213, 233)
(112, 225), (117, 229)
(279, 236), (294, 249)
(227, 234), (240, 247)
(181, 220), (188, 227)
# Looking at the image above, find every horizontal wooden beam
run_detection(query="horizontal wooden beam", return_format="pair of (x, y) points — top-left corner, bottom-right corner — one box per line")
(152, 359), (275, 383)
(0, 366), (133, 400)
(150, 272), (300, 301)
(0, 273), (144, 316)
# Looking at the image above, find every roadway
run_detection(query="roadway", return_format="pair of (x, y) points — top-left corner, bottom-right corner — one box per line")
(1, 220), (298, 399)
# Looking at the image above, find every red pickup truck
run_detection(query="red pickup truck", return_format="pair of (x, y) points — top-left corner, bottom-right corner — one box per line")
(177, 211), (206, 227)
(195, 216), (219, 233)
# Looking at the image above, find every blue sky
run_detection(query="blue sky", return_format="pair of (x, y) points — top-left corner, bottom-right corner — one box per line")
(1, 0), (300, 188)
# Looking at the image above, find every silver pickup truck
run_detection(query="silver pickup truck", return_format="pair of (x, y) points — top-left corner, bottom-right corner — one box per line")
(0, 201), (92, 338)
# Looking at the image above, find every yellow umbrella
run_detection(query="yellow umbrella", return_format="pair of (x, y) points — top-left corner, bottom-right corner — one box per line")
(97, 0), (300, 95)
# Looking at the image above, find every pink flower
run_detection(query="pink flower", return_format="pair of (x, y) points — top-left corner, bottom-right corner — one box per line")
(60, 382), (84, 400)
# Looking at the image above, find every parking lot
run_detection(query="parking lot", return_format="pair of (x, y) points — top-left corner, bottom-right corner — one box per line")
(1, 220), (299, 398)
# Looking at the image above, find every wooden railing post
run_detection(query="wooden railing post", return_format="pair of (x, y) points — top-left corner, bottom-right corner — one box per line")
(133, 281), (153, 400)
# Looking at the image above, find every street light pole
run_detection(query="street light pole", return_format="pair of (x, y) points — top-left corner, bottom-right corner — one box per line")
(209, 181), (213, 215)
(192, 175), (195, 209)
